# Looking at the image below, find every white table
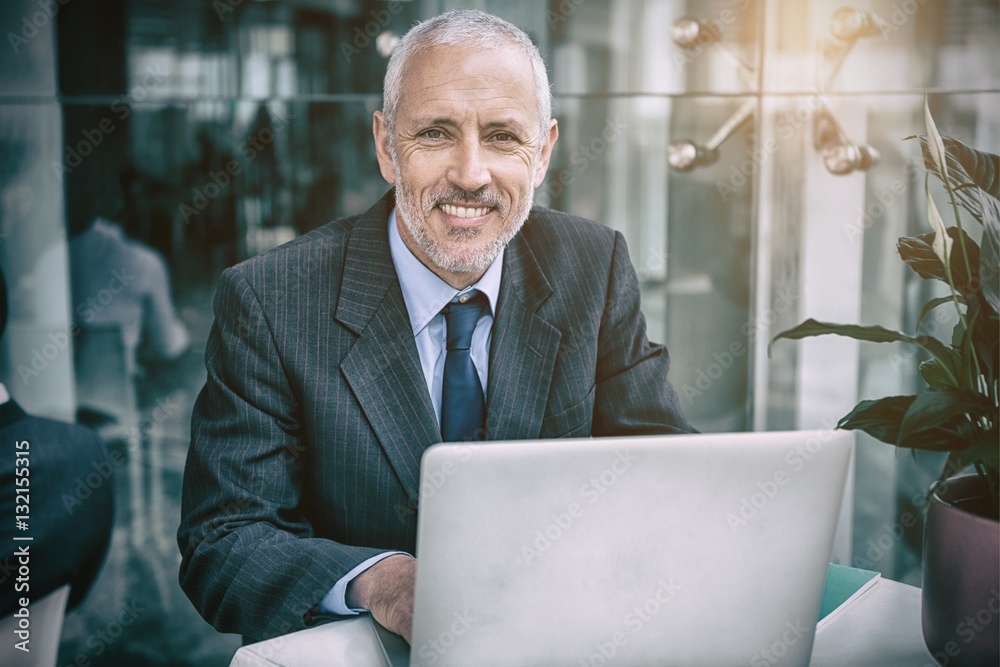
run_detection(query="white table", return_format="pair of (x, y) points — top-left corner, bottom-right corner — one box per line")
(231, 578), (936, 667)
(810, 578), (936, 667)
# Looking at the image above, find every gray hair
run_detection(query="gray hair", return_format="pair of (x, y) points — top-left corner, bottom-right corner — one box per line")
(381, 9), (552, 149)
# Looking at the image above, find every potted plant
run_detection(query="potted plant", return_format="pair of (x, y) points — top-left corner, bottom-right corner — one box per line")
(772, 102), (998, 667)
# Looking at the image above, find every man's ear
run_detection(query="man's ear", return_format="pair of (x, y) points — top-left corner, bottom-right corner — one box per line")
(532, 119), (559, 189)
(373, 110), (397, 185)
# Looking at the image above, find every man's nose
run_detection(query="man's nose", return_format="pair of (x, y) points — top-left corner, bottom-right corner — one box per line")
(448, 140), (491, 192)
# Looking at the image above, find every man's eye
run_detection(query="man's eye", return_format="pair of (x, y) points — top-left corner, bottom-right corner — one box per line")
(492, 132), (515, 143)
(422, 129), (445, 140)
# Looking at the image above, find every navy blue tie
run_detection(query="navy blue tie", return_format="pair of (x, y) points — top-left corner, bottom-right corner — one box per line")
(440, 291), (487, 442)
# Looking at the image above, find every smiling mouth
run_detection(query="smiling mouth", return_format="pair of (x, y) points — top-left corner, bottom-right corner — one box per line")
(439, 203), (492, 219)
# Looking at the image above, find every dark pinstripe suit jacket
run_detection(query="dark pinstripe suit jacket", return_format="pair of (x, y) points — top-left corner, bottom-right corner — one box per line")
(178, 189), (692, 641)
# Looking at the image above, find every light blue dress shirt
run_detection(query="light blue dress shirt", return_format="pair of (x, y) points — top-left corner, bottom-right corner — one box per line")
(318, 207), (504, 615)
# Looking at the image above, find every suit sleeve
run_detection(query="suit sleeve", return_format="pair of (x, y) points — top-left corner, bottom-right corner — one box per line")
(591, 231), (694, 436)
(178, 267), (387, 641)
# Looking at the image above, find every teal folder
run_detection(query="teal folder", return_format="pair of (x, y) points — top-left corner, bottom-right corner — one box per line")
(819, 563), (881, 622)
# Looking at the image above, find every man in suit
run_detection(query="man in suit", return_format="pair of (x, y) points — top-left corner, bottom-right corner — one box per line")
(178, 9), (692, 644)
(0, 267), (114, 617)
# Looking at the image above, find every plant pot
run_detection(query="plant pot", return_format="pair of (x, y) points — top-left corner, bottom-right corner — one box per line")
(922, 473), (1000, 667)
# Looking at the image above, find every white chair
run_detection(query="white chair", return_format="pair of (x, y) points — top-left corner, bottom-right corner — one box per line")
(72, 324), (174, 607)
(72, 324), (139, 438)
(73, 325), (145, 540)
(0, 584), (71, 667)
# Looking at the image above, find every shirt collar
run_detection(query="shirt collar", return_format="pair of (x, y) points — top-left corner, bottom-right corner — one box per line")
(388, 207), (503, 337)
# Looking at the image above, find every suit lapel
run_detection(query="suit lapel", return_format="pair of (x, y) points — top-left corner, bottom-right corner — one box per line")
(486, 225), (562, 440)
(336, 191), (440, 505)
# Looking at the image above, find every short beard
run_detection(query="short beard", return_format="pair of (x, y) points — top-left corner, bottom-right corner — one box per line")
(392, 146), (534, 275)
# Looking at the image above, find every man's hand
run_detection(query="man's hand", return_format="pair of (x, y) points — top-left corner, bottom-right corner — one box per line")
(346, 554), (417, 642)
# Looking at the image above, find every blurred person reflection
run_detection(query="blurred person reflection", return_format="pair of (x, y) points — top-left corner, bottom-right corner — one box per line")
(67, 168), (190, 378)
(184, 131), (238, 277)
(242, 103), (286, 230)
(0, 266), (115, 616)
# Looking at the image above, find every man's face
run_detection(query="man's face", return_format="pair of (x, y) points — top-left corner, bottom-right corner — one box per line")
(374, 43), (558, 288)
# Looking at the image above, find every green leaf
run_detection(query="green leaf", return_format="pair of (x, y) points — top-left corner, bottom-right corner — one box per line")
(980, 192), (1000, 314)
(951, 317), (966, 349)
(897, 388), (993, 443)
(919, 359), (956, 389)
(938, 435), (1000, 486)
(940, 452), (972, 486)
(969, 428), (1000, 456)
(898, 228), (981, 297)
(838, 396), (914, 445)
(772, 319), (956, 376)
(956, 306), (983, 389)
(837, 394), (982, 453)
(919, 295), (965, 325)
(898, 428), (971, 452)
(774, 319), (913, 345)
(917, 135), (1000, 225)
(968, 299), (999, 387)
(966, 430), (1000, 472)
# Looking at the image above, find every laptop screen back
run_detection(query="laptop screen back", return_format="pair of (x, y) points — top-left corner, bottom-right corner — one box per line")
(409, 430), (853, 667)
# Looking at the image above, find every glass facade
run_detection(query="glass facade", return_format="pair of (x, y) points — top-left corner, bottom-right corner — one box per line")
(0, 0), (996, 663)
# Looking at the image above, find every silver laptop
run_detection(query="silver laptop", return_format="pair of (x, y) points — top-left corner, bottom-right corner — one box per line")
(402, 430), (853, 667)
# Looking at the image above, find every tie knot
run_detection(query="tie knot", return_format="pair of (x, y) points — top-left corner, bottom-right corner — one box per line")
(443, 291), (486, 351)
